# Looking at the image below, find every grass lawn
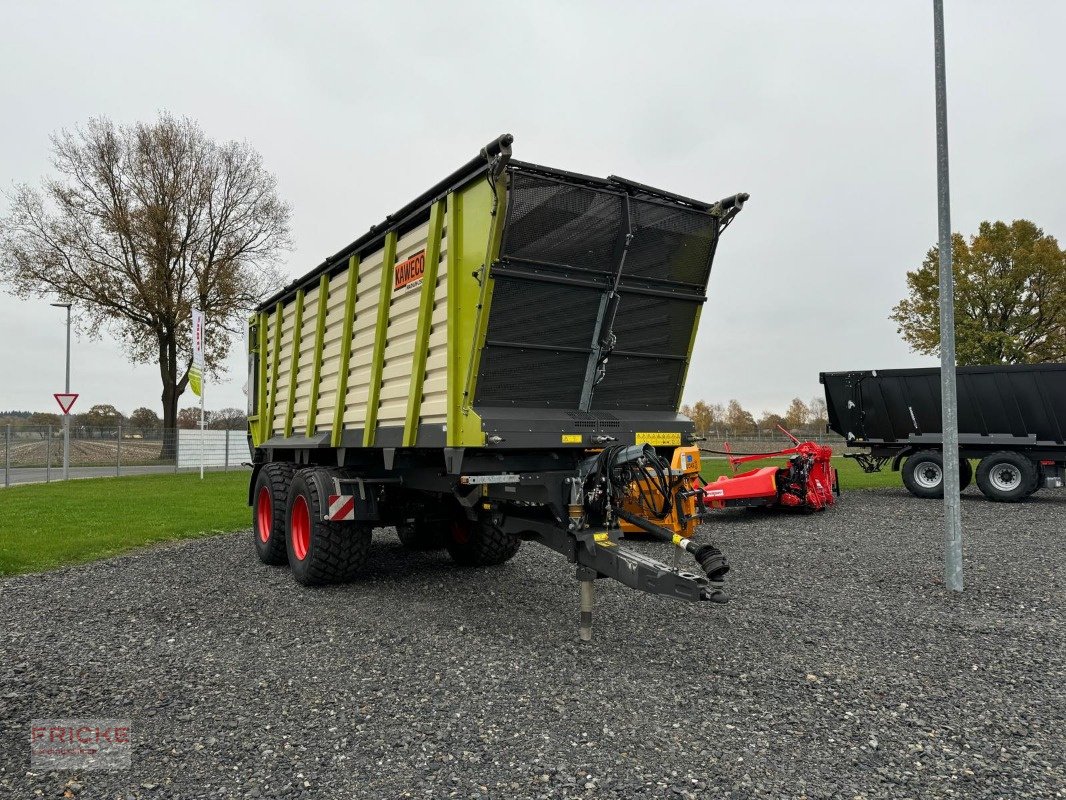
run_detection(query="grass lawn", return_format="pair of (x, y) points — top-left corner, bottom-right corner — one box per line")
(701, 455), (901, 490)
(0, 456), (906, 577)
(0, 471), (250, 576)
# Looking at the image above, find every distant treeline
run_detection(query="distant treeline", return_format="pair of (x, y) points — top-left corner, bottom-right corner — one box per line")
(680, 396), (829, 436)
(0, 405), (248, 432)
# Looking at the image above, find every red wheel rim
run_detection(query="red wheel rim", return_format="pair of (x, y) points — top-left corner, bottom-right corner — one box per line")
(256, 487), (272, 543)
(291, 495), (310, 561)
(450, 519), (470, 545)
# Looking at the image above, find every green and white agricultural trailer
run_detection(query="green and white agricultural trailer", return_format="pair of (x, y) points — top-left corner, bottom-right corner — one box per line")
(247, 135), (747, 635)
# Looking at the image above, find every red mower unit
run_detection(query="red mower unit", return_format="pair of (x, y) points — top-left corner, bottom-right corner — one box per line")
(695, 428), (839, 511)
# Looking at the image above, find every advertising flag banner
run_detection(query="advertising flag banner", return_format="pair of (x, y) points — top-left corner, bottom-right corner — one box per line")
(190, 308), (205, 397)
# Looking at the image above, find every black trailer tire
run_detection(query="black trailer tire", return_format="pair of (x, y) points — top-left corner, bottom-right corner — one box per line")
(252, 462), (298, 565)
(446, 516), (520, 567)
(901, 450), (945, 498)
(959, 458), (973, 491)
(976, 452), (1037, 503)
(1022, 464), (1041, 498)
(286, 469), (372, 585)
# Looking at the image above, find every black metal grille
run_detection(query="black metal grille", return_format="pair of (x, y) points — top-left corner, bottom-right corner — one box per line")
(625, 200), (718, 286)
(476, 167), (715, 413)
(502, 172), (622, 273)
(610, 293), (700, 357)
(485, 276), (601, 350)
(565, 410), (620, 429)
(592, 355), (687, 410)
(476, 348), (587, 407)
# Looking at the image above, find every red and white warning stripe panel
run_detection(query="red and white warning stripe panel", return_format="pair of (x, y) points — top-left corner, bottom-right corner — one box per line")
(326, 495), (355, 522)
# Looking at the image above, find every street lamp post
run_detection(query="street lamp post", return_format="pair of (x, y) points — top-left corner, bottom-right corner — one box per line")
(51, 302), (72, 480)
(933, 0), (963, 591)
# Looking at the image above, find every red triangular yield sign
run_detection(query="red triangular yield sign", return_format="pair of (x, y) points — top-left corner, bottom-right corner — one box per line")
(54, 393), (79, 414)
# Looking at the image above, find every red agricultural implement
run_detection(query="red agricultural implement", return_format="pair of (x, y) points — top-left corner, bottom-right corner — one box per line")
(695, 428), (838, 511)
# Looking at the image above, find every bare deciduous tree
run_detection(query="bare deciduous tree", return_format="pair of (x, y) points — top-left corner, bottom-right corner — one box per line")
(0, 114), (289, 450)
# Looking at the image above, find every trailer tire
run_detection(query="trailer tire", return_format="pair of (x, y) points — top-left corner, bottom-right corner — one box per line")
(446, 516), (520, 567)
(253, 462), (298, 565)
(976, 452), (1036, 503)
(286, 469), (372, 584)
(959, 458), (973, 491)
(901, 450), (945, 498)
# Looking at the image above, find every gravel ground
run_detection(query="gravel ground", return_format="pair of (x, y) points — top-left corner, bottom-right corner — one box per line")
(1, 488), (1063, 799)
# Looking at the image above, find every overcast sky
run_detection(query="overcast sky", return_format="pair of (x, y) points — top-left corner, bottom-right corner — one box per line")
(2, 0), (1063, 418)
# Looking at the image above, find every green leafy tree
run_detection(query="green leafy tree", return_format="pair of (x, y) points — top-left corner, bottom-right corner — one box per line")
(890, 220), (1066, 364)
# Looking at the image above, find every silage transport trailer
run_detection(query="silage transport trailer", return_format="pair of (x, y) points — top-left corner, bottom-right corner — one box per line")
(246, 135), (748, 636)
(820, 365), (1066, 502)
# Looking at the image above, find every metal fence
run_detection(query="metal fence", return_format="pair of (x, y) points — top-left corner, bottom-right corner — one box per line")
(2, 422), (855, 487)
(1, 425), (251, 487)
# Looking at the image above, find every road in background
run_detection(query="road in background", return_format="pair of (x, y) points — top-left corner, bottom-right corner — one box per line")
(1, 464), (249, 487)
(1, 426), (249, 487)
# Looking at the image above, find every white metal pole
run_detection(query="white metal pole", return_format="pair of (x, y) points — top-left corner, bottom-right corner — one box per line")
(200, 384), (205, 480)
(933, 0), (963, 591)
(63, 304), (71, 481)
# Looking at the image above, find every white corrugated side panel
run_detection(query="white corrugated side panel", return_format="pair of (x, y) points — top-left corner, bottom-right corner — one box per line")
(420, 225), (450, 424)
(262, 309), (278, 428)
(313, 266), (351, 432)
(376, 221), (431, 428)
(340, 245), (386, 427)
(290, 284), (321, 432)
(271, 303), (298, 434)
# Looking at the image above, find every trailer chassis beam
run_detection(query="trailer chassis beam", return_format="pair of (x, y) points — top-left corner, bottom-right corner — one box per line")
(500, 515), (728, 604)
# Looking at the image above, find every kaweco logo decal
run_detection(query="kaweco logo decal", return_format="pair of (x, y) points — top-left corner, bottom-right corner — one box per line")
(394, 250), (426, 292)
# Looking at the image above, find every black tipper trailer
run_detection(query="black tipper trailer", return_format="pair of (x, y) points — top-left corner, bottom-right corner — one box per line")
(820, 364), (1066, 502)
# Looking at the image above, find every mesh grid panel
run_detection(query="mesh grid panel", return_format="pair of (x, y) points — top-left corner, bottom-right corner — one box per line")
(485, 277), (600, 350)
(476, 169), (713, 412)
(625, 200), (718, 286)
(476, 348), (587, 407)
(610, 293), (700, 357)
(591, 355), (687, 410)
(503, 173), (622, 273)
